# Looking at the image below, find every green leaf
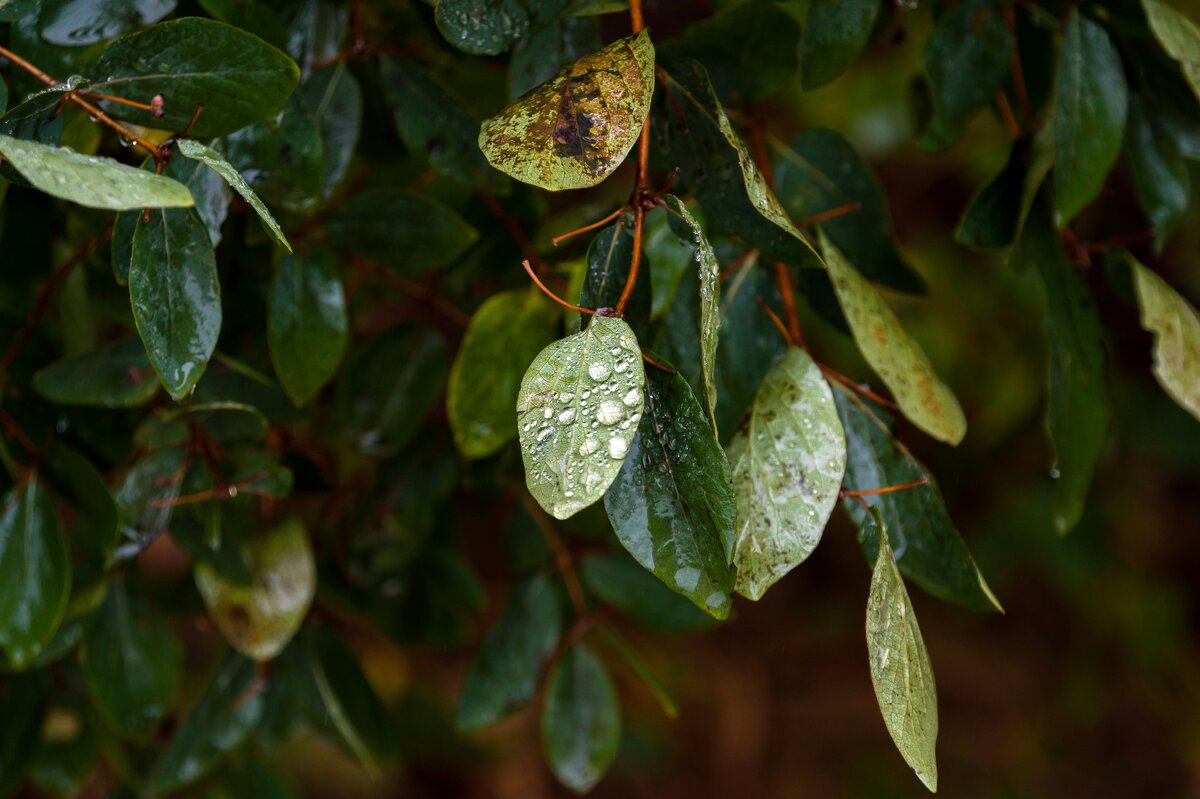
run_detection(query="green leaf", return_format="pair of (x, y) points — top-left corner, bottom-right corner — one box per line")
(321, 187), (478, 273)
(1052, 11), (1127, 226)
(728, 346), (846, 600)
(581, 215), (652, 335)
(43, 442), (120, 562)
(28, 697), (98, 799)
(821, 231), (967, 446)
(1129, 255), (1200, 421)
(654, 57), (822, 268)
(195, 519), (316, 661)
(1124, 95), (1189, 252)
(38, 0), (176, 45)
(644, 204), (696, 321)
(436, 0), (531, 55)
(93, 17), (301, 138)
(152, 653), (264, 793)
(33, 337), (158, 408)
(919, 0), (1013, 150)
(130, 207), (222, 399)
(268, 250), (348, 407)
(604, 365), (735, 618)
(773, 129), (925, 293)
(1143, 0), (1200, 104)
(448, 288), (560, 459)
(1015, 193), (1111, 533)
(0, 672), (45, 798)
(0, 0), (39, 21)
(509, 14), (601, 99)
(833, 387), (1002, 613)
(865, 508), (938, 793)
(541, 643), (621, 794)
(479, 31), (655, 191)
(80, 585), (182, 741)
(299, 63), (362, 198)
(114, 448), (184, 555)
(0, 477), (70, 669)
(456, 573), (564, 732)
(955, 137), (1030, 251)
(595, 623), (678, 718)
(801, 0), (881, 90)
(224, 93), (323, 216)
(175, 138), (292, 252)
(683, 0), (805, 100)
(0, 134), (193, 210)
(579, 551), (718, 633)
(517, 314), (646, 519)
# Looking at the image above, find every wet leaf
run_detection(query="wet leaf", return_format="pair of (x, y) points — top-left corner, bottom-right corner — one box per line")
(644, 204), (696, 320)
(1143, 0), (1200, 104)
(579, 551), (718, 633)
(448, 288), (560, 459)
(595, 623), (678, 718)
(684, 0), (805, 100)
(865, 508), (938, 793)
(114, 448), (184, 556)
(581, 215), (652, 336)
(1129, 255), (1200, 421)
(517, 314), (646, 520)
(39, 0), (176, 46)
(0, 134), (193, 210)
(1124, 94), (1189, 252)
(436, 0), (531, 55)
(821, 231), (967, 446)
(728, 346), (846, 600)
(195, 519), (316, 661)
(129, 207), (222, 399)
(604, 365), (735, 618)
(479, 31), (655, 191)
(456, 574), (563, 732)
(509, 14), (601, 99)
(1053, 11), (1127, 226)
(176, 138), (291, 252)
(43, 442), (120, 562)
(541, 643), (621, 794)
(33, 336), (158, 408)
(299, 63), (362, 198)
(268, 250), (348, 407)
(955, 137), (1030, 252)
(224, 93), (324, 216)
(801, 0), (881, 90)
(0, 477), (71, 669)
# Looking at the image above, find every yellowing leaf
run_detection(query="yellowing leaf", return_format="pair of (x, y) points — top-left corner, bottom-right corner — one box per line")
(1143, 0), (1200, 104)
(479, 30), (655, 191)
(1130, 256), (1200, 421)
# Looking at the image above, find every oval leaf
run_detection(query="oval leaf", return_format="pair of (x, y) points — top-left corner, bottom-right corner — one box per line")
(268, 250), (348, 407)
(1129, 255), (1200, 421)
(33, 336), (159, 408)
(581, 215), (651, 336)
(1143, 0), (1200, 105)
(175, 138), (291, 252)
(541, 643), (621, 794)
(436, 0), (530, 55)
(39, 0), (176, 45)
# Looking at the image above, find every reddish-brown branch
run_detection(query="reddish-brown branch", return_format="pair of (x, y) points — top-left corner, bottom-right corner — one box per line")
(773, 262), (804, 347)
(720, 248), (758, 282)
(478, 190), (545, 272)
(524, 259), (595, 316)
(0, 409), (39, 461)
(551, 205), (627, 247)
(757, 296), (794, 346)
(820, 364), (900, 411)
(655, 67), (689, 132)
(641, 351), (676, 375)
(355, 258), (471, 327)
(994, 89), (1021, 139)
(518, 493), (589, 617)
(1082, 228), (1156, 253)
(841, 476), (929, 498)
(615, 203), (646, 316)
(629, 0), (645, 32)
(797, 201), (863, 229)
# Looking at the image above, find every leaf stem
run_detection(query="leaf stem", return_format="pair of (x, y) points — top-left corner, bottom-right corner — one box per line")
(517, 492), (589, 618)
(841, 476), (929, 498)
(796, 200), (863, 229)
(550, 205), (628, 247)
(819, 364), (900, 411)
(523, 259), (596, 316)
(773, 262), (804, 347)
(478, 190), (545, 272)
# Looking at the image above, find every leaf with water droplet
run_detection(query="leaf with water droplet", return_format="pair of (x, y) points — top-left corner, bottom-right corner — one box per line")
(176, 138), (291, 252)
(1129, 253), (1200, 421)
(517, 314), (645, 519)
(604, 362), (735, 618)
(581, 214), (651, 337)
(728, 346), (846, 600)
(541, 643), (621, 794)
(436, 0), (530, 55)
(38, 0), (176, 46)
(268, 250), (348, 407)
(33, 336), (159, 408)
(865, 507), (939, 793)
(479, 30), (655, 191)
(821, 230), (967, 446)
(578, 551), (719, 633)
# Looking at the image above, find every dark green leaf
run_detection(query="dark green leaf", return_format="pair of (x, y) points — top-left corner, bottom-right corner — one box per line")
(684, 0), (805, 99)
(595, 623), (677, 718)
(1129, 254), (1200, 421)
(43, 442), (119, 561)
(644, 204), (697, 321)
(436, 0), (531, 55)
(955, 137), (1030, 251)
(268, 250), (348, 407)
(0, 0), (39, 21)
(0, 672), (45, 798)
(224, 93), (324, 216)
(1124, 95), (1189, 252)
(801, 0), (881, 90)
(579, 551), (718, 633)
(299, 62), (362, 198)
(33, 337), (158, 408)
(581, 215), (651, 336)
(541, 643), (620, 794)
(28, 697), (98, 799)
(278, 0), (347, 79)
(509, 15), (601, 99)
(114, 447), (184, 557)
(39, 0), (176, 46)
(175, 138), (291, 251)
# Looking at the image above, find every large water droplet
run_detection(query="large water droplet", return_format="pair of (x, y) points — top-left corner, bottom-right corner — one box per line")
(608, 437), (628, 459)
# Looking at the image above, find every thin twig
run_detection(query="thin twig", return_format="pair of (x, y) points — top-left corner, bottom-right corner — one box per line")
(756, 296), (794, 346)
(523, 259), (595, 316)
(796, 201), (862, 229)
(478, 190), (545, 273)
(841, 476), (929, 498)
(551, 205), (627, 247)
(994, 89), (1021, 139)
(819, 364), (899, 411)
(517, 493), (589, 617)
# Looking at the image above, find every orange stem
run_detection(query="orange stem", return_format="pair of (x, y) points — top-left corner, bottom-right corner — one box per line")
(773, 262), (804, 347)
(820, 364), (900, 411)
(523, 260), (595, 316)
(756, 296), (794, 346)
(842, 477), (929, 498)
(551, 204), (626, 247)
(797, 201), (862, 229)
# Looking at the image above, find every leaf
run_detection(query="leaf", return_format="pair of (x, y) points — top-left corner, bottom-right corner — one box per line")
(195, 519), (316, 661)
(604, 365), (735, 618)
(579, 551), (718, 633)
(728, 346), (846, 600)
(152, 653), (264, 793)
(479, 31), (655, 191)
(773, 129), (925, 293)
(1015, 193), (1111, 533)
(1124, 94), (1189, 252)
(595, 623), (678, 718)
(129, 207), (222, 399)
(1143, 0), (1200, 104)
(455, 573), (564, 732)
(654, 57), (822, 268)
(800, 0), (881, 90)
(93, 17), (300, 138)
(299, 63), (362, 198)
(321, 187), (478, 273)
(0, 477), (71, 669)
(509, 14), (601, 99)
(80, 585), (182, 741)
(38, 0), (176, 45)
(0, 0), (39, 21)
(541, 643), (621, 794)
(865, 508), (939, 792)
(821, 231), (967, 446)
(581, 215), (652, 335)
(833, 387), (1002, 613)
(955, 137), (1030, 251)
(436, 0), (531, 55)
(1052, 11), (1127, 227)
(644, 204), (696, 320)
(33, 336), (159, 408)
(42, 442), (120, 562)
(268, 250), (348, 407)
(919, 0), (1013, 150)
(113, 448), (184, 557)
(176, 138), (292, 252)
(1129, 255), (1200, 421)
(0, 134), (193, 210)
(448, 288), (560, 459)
(683, 0), (805, 100)
(27, 696), (98, 799)
(517, 314), (646, 520)
(224, 93), (324, 216)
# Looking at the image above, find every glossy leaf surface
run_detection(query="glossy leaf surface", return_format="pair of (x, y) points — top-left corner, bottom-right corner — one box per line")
(33, 337), (159, 408)
(38, 0), (175, 45)
(541, 644), (621, 794)
(176, 138), (291, 252)
(268, 251), (348, 407)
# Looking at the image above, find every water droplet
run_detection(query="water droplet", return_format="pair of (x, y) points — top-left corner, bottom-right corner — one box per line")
(622, 387), (640, 406)
(588, 362), (610, 381)
(608, 437), (628, 459)
(596, 400), (623, 424)
(558, 408), (577, 425)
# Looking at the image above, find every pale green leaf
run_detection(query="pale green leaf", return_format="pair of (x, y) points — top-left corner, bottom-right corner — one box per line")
(175, 138), (291, 252)
(1130, 256), (1200, 421)
(541, 643), (621, 794)
(1143, 0), (1200, 104)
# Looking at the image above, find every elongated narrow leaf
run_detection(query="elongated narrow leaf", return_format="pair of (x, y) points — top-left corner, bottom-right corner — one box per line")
(224, 93), (323, 215)
(1143, 0), (1200, 104)
(176, 138), (291, 252)
(833, 387), (1002, 613)
(517, 314), (645, 520)
(448, 288), (560, 459)
(479, 31), (655, 191)
(596, 623), (678, 719)
(456, 574), (563, 732)
(0, 134), (193, 210)
(865, 509), (938, 793)
(581, 215), (651, 336)
(541, 644), (621, 794)
(1053, 11), (1127, 226)
(821, 231), (967, 446)
(801, 0), (880, 90)
(436, 0), (530, 55)
(130, 207), (222, 399)
(33, 337), (159, 408)
(300, 63), (362, 198)
(1129, 256), (1200, 421)
(195, 520), (316, 661)
(1124, 95), (1189, 252)
(0, 477), (71, 669)
(729, 347), (846, 600)
(39, 0), (176, 45)
(268, 251), (348, 407)
(579, 552), (719, 633)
